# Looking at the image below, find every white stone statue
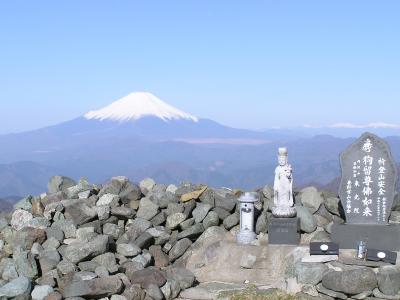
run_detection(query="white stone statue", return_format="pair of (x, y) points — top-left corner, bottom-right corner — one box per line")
(272, 147), (296, 218)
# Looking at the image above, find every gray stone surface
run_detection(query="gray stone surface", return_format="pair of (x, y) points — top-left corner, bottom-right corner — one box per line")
(339, 132), (398, 224)
(14, 196), (33, 211)
(213, 207), (231, 220)
(165, 267), (195, 290)
(31, 285), (54, 300)
(324, 197), (341, 216)
(0, 276), (31, 298)
(136, 198), (159, 220)
(96, 193), (120, 206)
(295, 262), (328, 285)
(117, 243), (141, 257)
(296, 206), (317, 233)
(316, 283), (347, 300)
(390, 211), (400, 223)
(255, 212), (268, 234)
(299, 187), (323, 214)
(14, 248), (38, 279)
(145, 284), (164, 300)
(139, 178), (156, 195)
(128, 267), (167, 288)
(202, 211), (219, 229)
(240, 253), (257, 269)
(48, 176), (76, 194)
(192, 203), (212, 223)
(169, 238), (192, 262)
(63, 200), (96, 226)
(377, 266), (400, 295)
(322, 268), (377, 295)
(11, 209), (33, 231)
(223, 213), (239, 230)
(60, 235), (108, 264)
(166, 213), (186, 230)
(177, 223), (204, 240)
(62, 276), (123, 298)
(214, 189), (237, 212)
(39, 249), (61, 273)
(161, 280), (181, 300)
(373, 287), (400, 299)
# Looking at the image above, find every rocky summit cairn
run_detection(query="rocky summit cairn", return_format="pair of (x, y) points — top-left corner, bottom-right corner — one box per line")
(1, 173), (400, 299)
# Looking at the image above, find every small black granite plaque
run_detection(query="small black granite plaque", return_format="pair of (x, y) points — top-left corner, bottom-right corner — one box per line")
(366, 248), (397, 264)
(268, 217), (299, 245)
(310, 242), (339, 255)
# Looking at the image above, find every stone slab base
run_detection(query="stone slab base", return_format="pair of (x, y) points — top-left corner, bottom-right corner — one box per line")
(331, 223), (400, 251)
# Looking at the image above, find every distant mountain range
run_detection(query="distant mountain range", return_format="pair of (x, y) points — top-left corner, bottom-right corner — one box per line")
(0, 92), (399, 199)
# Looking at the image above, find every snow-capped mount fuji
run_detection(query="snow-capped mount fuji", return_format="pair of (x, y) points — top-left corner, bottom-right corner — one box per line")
(84, 92), (199, 123)
(0, 92), (277, 163)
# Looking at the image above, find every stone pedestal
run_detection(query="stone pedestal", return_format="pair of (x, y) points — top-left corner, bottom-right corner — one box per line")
(268, 217), (300, 245)
(331, 223), (400, 251)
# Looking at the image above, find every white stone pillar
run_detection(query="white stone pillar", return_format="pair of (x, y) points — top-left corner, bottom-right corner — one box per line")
(236, 192), (258, 245)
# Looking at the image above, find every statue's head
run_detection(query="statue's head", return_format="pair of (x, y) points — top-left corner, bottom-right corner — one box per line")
(278, 147), (288, 166)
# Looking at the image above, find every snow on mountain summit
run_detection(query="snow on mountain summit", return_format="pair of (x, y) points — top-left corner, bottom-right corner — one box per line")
(84, 92), (199, 122)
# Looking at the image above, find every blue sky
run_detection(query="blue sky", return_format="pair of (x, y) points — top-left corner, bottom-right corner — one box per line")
(0, 1), (399, 134)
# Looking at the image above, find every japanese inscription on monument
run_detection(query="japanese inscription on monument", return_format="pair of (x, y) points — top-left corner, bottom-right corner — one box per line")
(339, 132), (398, 224)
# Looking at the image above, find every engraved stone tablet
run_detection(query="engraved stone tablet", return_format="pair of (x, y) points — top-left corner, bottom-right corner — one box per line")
(339, 132), (398, 224)
(268, 217), (300, 245)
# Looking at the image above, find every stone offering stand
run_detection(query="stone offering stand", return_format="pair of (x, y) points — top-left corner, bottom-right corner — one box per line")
(1, 174), (400, 300)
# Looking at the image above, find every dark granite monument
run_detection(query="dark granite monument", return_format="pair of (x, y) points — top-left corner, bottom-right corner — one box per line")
(332, 132), (400, 250)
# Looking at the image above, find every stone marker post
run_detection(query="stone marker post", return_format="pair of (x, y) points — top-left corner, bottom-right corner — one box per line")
(236, 192), (258, 245)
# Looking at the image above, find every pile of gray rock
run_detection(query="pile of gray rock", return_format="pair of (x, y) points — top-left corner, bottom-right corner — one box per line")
(1, 175), (400, 299)
(0, 176), (211, 299)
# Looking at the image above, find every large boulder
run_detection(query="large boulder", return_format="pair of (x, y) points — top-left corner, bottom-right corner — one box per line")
(166, 213), (186, 230)
(98, 176), (141, 203)
(139, 178), (156, 196)
(377, 266), (400, 296)
(169, 238), (192, 262)
(324, 197), (341, 216)
(60, 235), (109, 264)
(322, 268), (377, 295)
(192, 203), (212, 223)
(165, 267), (195, 290)
(128, 267), (167, 288)
(295, 262), (328, 285)
(299, 187), (323, 214)
(31, 285), (54, 300)
(62, 275), (123, 298)
(136, 198), (159, 221)
(223, 213), (239, 230)
(11, 209), (33, 231)
(202, 211), (219, 229)
(48, 176), (76, 194)
(214, 189), (237, 212)
(296, 206), (317, 233)
(13, 248), (38, 279)
(63, 200), (96, 226)
(0, 276), (31, 298)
